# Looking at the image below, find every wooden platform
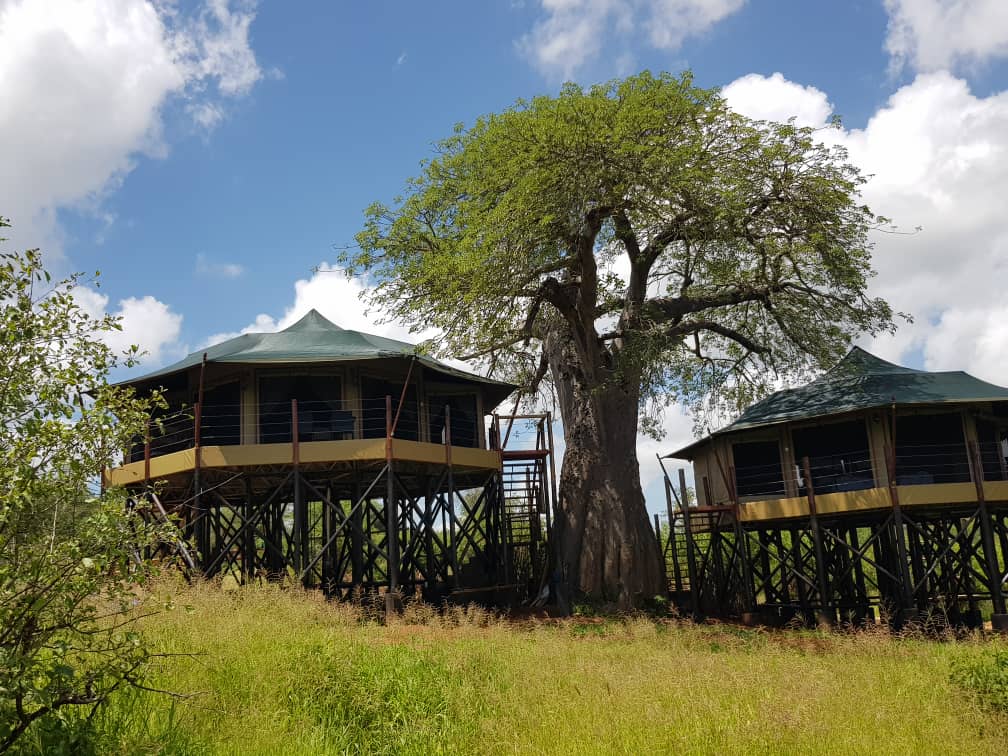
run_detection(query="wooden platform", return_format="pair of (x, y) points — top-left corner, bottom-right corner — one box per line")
(734, 481), (1008, 523)
(108, 438), (501, 486)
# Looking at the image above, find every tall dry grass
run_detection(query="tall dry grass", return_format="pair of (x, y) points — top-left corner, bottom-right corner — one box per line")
(12, 578), (1007, 755)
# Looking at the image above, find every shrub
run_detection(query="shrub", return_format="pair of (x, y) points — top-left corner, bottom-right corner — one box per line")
(950, 649), (1008, 713)
(0, 221), (172, 752)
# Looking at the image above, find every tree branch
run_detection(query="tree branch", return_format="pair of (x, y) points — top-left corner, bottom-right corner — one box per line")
(668, 319), (770, 356)
(643, 283), (785, 321)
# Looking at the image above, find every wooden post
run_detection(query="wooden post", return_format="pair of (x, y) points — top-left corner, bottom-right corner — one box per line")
(193, 400), (206, 569)
(970, 441), (1007, 619)
(802, 456), (832, 627)
(488, 414), (498, 451)
(727, 463), (755, 617)
(244, 474), (255, 585)
(292, 399), (306, 579)
(194, 348), (208, 562)
(883, 439), (917, 622)
(679, 468), (701, 619)
(350, 479), (363, 586)
(390, 356), (416, 438)
(444, 404), (453, 466)
(530, 468), (540, 544)
(291, 399), (300, 464)
(445, 404), (459, 590)
(143, 420), (151, 483)
(654, 511), (668, 597)
(385, 395), (399, 596)
(423, 477), (435, 589)
(664, 474), (684, 594)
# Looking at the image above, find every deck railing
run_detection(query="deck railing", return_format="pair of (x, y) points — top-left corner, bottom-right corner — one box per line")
(128, 396), (481, 465)
(706, 439), (1008, 508)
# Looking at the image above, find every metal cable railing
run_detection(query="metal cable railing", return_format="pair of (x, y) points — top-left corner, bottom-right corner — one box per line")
(705, 439), (1008, 506)
(976, 439), (1007, 481)
(127, 395), (486, 465)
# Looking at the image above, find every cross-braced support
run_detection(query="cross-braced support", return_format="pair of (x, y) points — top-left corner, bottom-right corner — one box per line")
(125, 409), (557, 607)
(131, 461), (513, 603)
(659, 467), (1008, 631)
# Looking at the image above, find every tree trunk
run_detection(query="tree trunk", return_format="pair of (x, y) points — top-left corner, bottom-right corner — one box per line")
(544, 329), (666, 612)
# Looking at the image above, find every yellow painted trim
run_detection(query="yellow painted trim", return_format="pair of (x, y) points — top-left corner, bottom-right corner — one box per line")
(739, 481), (984, 523)
(107, 438), (501, 486)
(739, 495), (807, 521)
(815, 487), (892, 516)
(444, 445), (501, 470)
(151, 449), (196, 480)
(983, 480), (1008, 502)
(392, 438), (445, 466)
(897, 482), (976, 507)
(389, 439), (500, 470)
(300, 439), (388, 464)
(107, 464), (142, 487)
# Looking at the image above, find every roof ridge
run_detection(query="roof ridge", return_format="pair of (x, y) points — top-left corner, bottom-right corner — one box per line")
(281, 309), (344, 333)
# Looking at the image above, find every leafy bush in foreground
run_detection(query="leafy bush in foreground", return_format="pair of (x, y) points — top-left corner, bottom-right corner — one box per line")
(0, 220), (170, 752)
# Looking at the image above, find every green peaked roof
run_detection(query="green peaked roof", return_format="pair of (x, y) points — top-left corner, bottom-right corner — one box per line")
(118, 309), (516, 404)
(668, 347), (1008, 458)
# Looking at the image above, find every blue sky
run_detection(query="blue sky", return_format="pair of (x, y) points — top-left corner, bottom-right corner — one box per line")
(4, 0), (1008, 509)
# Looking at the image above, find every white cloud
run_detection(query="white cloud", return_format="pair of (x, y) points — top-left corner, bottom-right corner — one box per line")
(195, 252), (244, 278)
(0, 0), (263, 257)
(720, 72), (833, 127)
(923, 305), (1008, 381)
(644, 0), (746, 49)
(722, 70), (1008, 385)
(189, 101), (226, 129)
(884, 0), (1008, 73)
(518, 0), (746, 78)
(167, 0), (263, 97)
(202, 263), (435, 347)
(637, 404), (694, 494)
(74, 286), (183, 365)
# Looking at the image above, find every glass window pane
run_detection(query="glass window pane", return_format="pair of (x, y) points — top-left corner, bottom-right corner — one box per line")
(792, 419), (874, 493)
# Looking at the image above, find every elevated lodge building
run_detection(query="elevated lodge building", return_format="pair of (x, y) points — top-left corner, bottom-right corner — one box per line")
(108, 310), (555, 604)
(662, 348), (1008, 630)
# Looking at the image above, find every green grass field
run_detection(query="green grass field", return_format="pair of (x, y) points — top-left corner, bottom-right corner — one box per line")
(16, 580), (1008, 756)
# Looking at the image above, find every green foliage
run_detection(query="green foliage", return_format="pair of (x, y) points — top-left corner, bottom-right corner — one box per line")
(348, 70), (897, 430)
(951, 649), (1008, 713)
(284, 642), (487, 754)
(0, 219), (171, 752)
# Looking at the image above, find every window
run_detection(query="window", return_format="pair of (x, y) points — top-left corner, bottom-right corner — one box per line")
(732, 440), (786, 498)
(428, 394), (479, 448)
(200, 381), (241, 446)
(792, 419), (874, 493)
(894, 412), (970, 485)
(360, 377), (419, 441)
(258, 375), (346, 444)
